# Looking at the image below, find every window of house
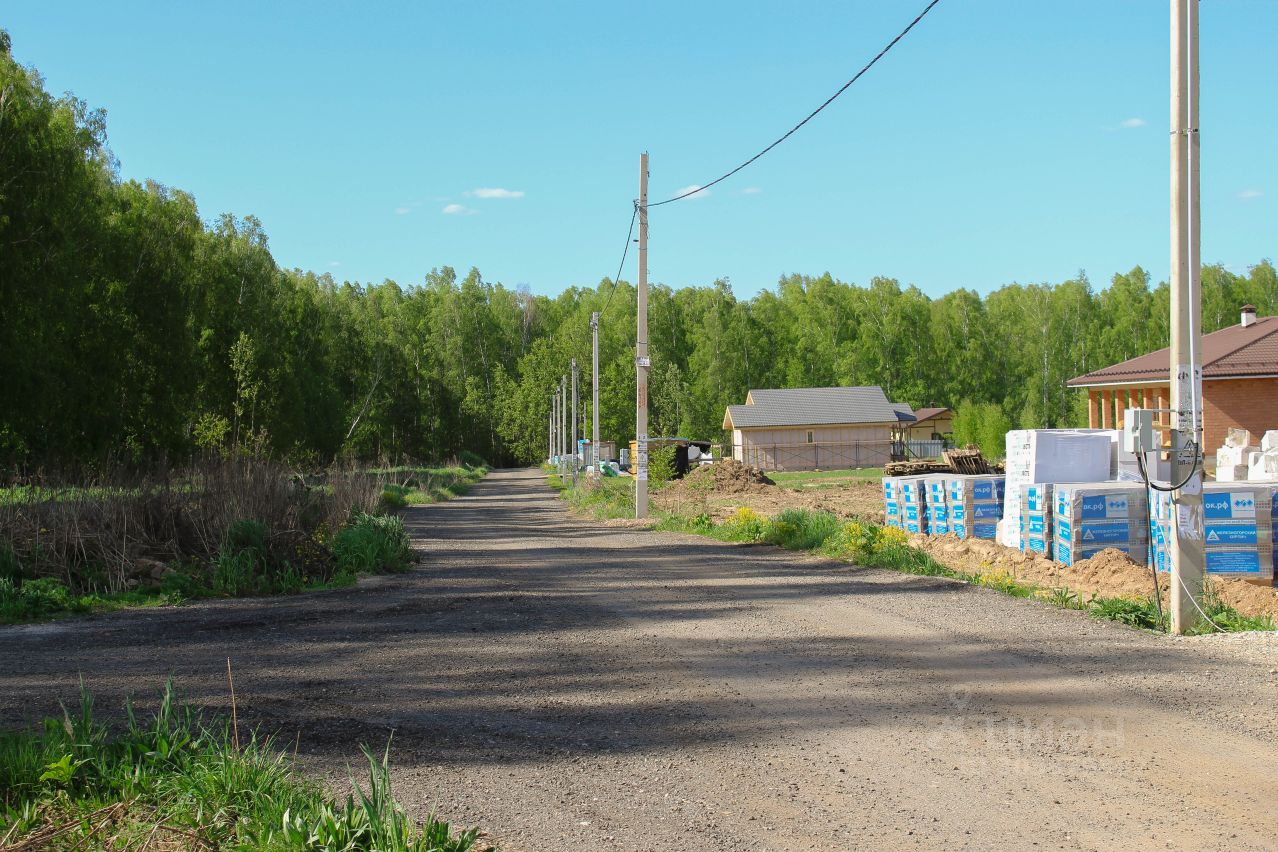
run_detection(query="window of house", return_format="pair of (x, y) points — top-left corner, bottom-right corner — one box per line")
(806, 431), (814, 444)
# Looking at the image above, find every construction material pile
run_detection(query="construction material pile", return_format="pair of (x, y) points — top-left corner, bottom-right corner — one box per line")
(1151, 483), (1276, 580)
(1215, 428), (1278, 482)
(884, 427), (1278, 586)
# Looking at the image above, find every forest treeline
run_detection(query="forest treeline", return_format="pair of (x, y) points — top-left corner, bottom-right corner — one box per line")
(3, 34), (1276, 472)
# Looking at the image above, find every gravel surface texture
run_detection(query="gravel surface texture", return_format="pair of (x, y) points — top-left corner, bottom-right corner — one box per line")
(3, 468), (1277, 850)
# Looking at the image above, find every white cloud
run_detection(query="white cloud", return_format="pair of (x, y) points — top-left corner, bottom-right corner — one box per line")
(675, 184), (710, 200)
(468, 187), (525, 199)
(1238, 188), (1263, 200)
(1120, 117), (1147, 128)
(328, 261), (342, 267)
(741, 186), (762, 195)
(394, 206), (413, 215)
(442, 203), (477, 215)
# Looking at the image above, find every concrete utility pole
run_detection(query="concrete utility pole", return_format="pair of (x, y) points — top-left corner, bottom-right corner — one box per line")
(549, 392), (555, 464)
(635, 153), (650, 518)
(571, 358), (579, 486)
(554, 387), (561, 473)
(1168, 0), (1204, 634)
(561, 374), (569, 479)
(591, 311), (600, 475)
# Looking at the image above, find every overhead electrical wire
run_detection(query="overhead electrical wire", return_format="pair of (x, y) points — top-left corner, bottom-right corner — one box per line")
(647, 0), (944, 208)
(599, 201), (640, 319)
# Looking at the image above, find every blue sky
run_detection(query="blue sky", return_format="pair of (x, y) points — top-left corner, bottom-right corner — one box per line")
(7, 1), (1275, 298)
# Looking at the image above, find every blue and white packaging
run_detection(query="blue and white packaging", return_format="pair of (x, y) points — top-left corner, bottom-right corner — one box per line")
(1018, 483), (1053, 555)
(948, 475), (1004, 540)
(1149, 484), (1273, 581)
(924, 475), (950, 535)
(1053, 483), (1148, 567)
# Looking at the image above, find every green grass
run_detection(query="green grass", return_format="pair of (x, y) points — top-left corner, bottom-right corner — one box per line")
(0, 682), (481, 850)
(767, 468), (885, 490)
(378, 464), (488, 509)
(0, 513), (416, 625)
(563, 478), (634, 519)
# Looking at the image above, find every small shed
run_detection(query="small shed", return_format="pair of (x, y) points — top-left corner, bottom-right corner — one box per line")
(1068, 306), (1278, 452)
(722, 386), (916, 471)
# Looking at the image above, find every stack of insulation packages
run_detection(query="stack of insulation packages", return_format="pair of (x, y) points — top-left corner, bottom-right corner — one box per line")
(947, 475), (1005, 539)
(1054, 483), (1148, 566)
(882, 476), (927, 533)
(1150, 484), (1276, 583)
(1001, 430), (1115, 554)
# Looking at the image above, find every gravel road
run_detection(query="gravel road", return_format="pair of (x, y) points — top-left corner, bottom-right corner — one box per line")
(3, 468), (1278, 850)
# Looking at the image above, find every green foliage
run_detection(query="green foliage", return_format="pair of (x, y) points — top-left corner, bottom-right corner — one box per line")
(0, 577), (73, 620)
(5, 34), (1278, 472)
(0, 683), (479, 850)
(563, 478), (635, 519)
(952, 400), (1013, 459)
(332, 514), (413, 575)
(648, 444), (678, 487)
(764, 509), (843, 551)
(1087, 595), (1165, 630)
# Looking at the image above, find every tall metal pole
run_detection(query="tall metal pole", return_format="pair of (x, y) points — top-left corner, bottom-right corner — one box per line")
(1168, 0), (1204, 634)
(554, 388), (561, 473)
(571, 359), (579, 486)
(635, 153), (650, 518)
(591, 311), (601, 474)
(549, 393), (555, 465)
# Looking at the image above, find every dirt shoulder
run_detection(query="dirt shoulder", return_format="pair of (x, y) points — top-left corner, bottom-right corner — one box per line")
(2, 468), (1277, 850)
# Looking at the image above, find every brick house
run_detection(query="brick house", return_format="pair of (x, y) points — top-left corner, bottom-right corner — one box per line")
(1067, 306), (1278, 451)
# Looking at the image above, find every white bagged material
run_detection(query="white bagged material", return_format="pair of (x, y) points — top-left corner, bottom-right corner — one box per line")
(1000, 429), (1114, 548)
(1262, 431), (1278, 452)
(1225, 428), (1253, 448)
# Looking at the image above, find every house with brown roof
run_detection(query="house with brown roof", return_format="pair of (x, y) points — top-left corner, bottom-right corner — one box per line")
(1068, 306), (1278, 451)
(906, 407), (952, 442)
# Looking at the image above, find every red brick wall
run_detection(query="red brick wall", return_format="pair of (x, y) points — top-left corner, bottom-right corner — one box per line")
(1203, 378), (1278, 450)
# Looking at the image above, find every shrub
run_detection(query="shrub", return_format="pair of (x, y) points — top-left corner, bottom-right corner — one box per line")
(0, 576), (73, 620)
(333, 514), (413, 575)
(765, 509), (841, 551)
(648, 445), (677, 487)
(458, 450), (486, 468)
(719, 507), (767, 542)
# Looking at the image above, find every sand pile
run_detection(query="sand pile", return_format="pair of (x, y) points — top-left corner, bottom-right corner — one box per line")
(910, 534), (1278, 620)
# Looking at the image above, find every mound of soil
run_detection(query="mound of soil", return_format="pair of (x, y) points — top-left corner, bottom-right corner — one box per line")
(680, 459), (775, 494)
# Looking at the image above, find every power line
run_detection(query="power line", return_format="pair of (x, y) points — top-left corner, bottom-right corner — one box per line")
(648, 0), (944, 208)
(599, 200), (640, 318)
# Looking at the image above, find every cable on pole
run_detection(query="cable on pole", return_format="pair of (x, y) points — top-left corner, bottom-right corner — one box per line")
(599, 200), (640, 318)
(647, 0), (944, 207)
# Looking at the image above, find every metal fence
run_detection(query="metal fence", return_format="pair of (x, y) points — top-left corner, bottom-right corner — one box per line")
(731, 439), (943, 471)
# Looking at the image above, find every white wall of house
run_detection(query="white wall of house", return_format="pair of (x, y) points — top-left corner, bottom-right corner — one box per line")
(735, 423), (892, 471)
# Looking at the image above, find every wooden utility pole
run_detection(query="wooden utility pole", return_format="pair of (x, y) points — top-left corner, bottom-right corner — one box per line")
(635, 154), (650, 518)
(591, 311), (601, 474)
(571, 358), (579, 486)
(1168, 0), (1204, 634)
